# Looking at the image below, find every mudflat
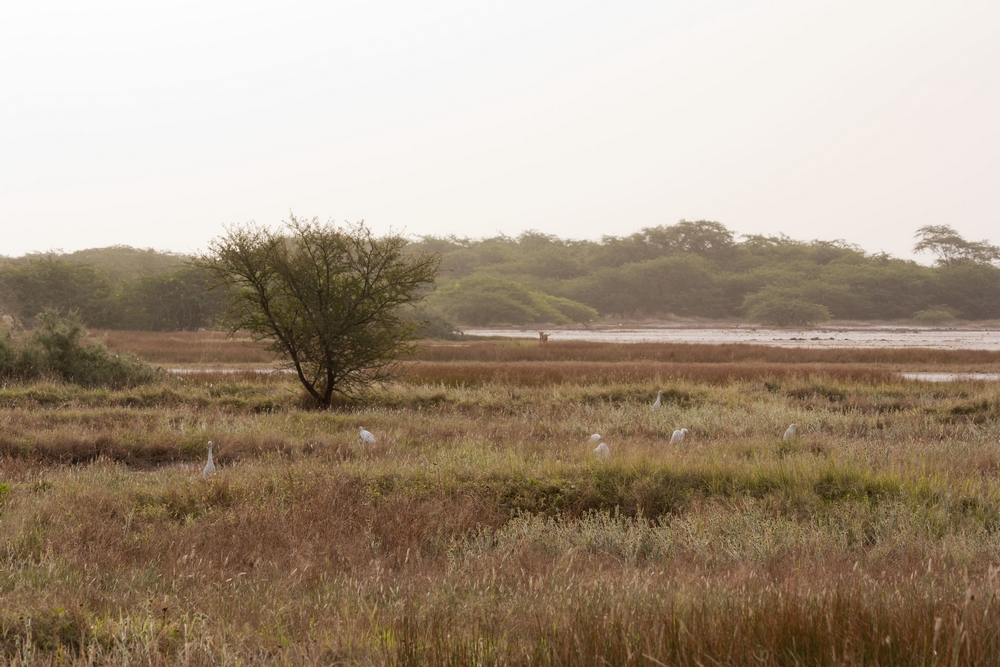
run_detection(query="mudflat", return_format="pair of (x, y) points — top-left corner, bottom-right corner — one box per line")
(467, 324), (1000, 350)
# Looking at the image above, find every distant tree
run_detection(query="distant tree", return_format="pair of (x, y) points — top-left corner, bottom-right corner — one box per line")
(912, 308), (956, 324)
(744, 288), (831, 327)
(643, 220), (736, 257)
(60, 246), (187, 282)
(199, 216), (441, 407)
(932, 263), (1000, 319)
(426, 274), (598, 325)
(119, 265), (229, 331)
(505, 231), (584, 279)
(914, 225), (1000, 266)
(616, 254), (726, 317)
(0, 259), (114, 327)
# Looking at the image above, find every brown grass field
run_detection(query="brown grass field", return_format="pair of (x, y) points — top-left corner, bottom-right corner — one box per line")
(94, 330), (277, 366)
(2, 331), (1000, 665)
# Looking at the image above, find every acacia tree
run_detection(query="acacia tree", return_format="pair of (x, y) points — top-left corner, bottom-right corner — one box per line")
(200, 216), (440, 407)
(914, 225), (1000, 266)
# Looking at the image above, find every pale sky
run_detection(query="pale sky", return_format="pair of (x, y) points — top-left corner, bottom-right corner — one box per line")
(2, 1), (997, 261)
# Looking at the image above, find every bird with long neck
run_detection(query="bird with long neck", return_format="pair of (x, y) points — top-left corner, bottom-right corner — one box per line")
(652, 390), (664, 410)
(202, 441), (216, 479)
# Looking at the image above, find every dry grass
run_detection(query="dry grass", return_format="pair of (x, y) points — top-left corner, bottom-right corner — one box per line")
(1, 338), (1000, 664)
(400, 360), (893, 386)
(415, 339), (1000, 367)
(94, 330), (275, 366)
(93, 330), (1000, 369)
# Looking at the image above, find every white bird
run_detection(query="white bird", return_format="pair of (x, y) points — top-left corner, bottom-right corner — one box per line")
(588, 433), (602, 444)
(202, 441), (216, 479)
(783, 423), (798, 441)
(593, 442), (610, 459)
(359, 427), (376, 445)
(652, 390), (664, 410)
(669, 428), (689, 444)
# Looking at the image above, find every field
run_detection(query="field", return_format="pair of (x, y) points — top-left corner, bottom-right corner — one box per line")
(2, 332), (1000, 665)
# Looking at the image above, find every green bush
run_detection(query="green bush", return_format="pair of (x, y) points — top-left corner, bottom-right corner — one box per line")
(427, 275), (599, 325)
(0, 310), (159, 388)
(744, 289), (831, 327)
(408, 305), (463, 340)
(912, 308), (956, 324)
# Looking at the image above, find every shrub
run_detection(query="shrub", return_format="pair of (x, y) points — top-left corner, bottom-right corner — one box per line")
(428, 275), (599, 325)
(913, 308), (956, 324)
(0, 310), (159, 388)
(744, 289), (832, 327)
(409, 305), (464, 340)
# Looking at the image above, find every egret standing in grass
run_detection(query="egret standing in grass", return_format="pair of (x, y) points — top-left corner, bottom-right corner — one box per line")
(652, 390), (664, 410)
(359, 427), (376, 445)
(202, 441), (216, 479)
(588, 433), (602, 444)
(783, 423), (798, 440)
(669, 428), (689, 444)
(594, 442), (610, 460)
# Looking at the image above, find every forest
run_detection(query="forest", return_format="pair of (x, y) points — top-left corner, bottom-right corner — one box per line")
(1, 222), (998, 330)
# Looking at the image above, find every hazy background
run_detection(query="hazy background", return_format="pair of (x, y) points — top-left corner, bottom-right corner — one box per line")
(2, 0), (997, 260)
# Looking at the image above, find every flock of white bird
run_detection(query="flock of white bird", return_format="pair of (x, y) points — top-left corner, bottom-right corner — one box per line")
(200, 395), (799, 477)
(588, 392), (799, 460)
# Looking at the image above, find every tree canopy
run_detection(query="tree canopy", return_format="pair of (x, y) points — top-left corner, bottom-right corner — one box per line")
(199, 216), (441, 407)
(2, 222), (998, 330)
(407, 222), (1000, 324)
(914, 225), (1000, 266)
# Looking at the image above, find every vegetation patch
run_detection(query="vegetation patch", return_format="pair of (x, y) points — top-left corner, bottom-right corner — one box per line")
(0, 311), (157, 388)
(0, 339), (999, 664)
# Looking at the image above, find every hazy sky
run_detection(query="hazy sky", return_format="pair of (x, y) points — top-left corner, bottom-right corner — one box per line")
(2, 1), (997, 260)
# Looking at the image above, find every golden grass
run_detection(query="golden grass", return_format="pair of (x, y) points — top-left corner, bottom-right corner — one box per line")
(94, 330), (275, 366)
(415, 339), (1000, 366)
(93, 330), (1000, 369)
(1, 339), (1000, 664)
(400, 360), (892, 386)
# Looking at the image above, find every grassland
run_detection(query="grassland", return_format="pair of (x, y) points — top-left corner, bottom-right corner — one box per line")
(1, 333), (1000, 665)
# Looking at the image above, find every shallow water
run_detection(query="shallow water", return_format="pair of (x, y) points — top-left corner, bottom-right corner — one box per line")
(168, 368), (290, 374)
(465, 326), (1000, 350)
(900, 372), (1000, 382)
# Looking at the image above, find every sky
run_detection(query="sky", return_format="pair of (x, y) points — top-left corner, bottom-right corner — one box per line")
(1, 1), (997, 261)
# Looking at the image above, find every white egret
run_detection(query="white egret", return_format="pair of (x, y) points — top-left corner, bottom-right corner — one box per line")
(652, 390), (664, 410)
(594, 442), (610, 459)
(669, 428), (689, 444)
(588, 433), (602, 444)
(783, 424), (798, 441)
(202, 441), (216, 479)
(359, 427), (376, 445)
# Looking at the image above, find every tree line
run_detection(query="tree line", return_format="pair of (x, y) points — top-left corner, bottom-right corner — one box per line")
(412, 222), (1000, 325)
(0, 246), (226, 330)
(1, 222), (998, 330)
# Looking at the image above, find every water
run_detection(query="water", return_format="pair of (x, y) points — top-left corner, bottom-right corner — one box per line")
(464, 326), (1000, 350)
(900, 372), (1000, 382)
(168, 368), (291, 375)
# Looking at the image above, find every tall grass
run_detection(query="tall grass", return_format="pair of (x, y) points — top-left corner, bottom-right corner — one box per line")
(95, 330), (274, 365)
(95, 331), (1000, 368)
(1, 340), (999, 664)
(399, 360), (893, 386)
(414, 339), (1000, 366)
